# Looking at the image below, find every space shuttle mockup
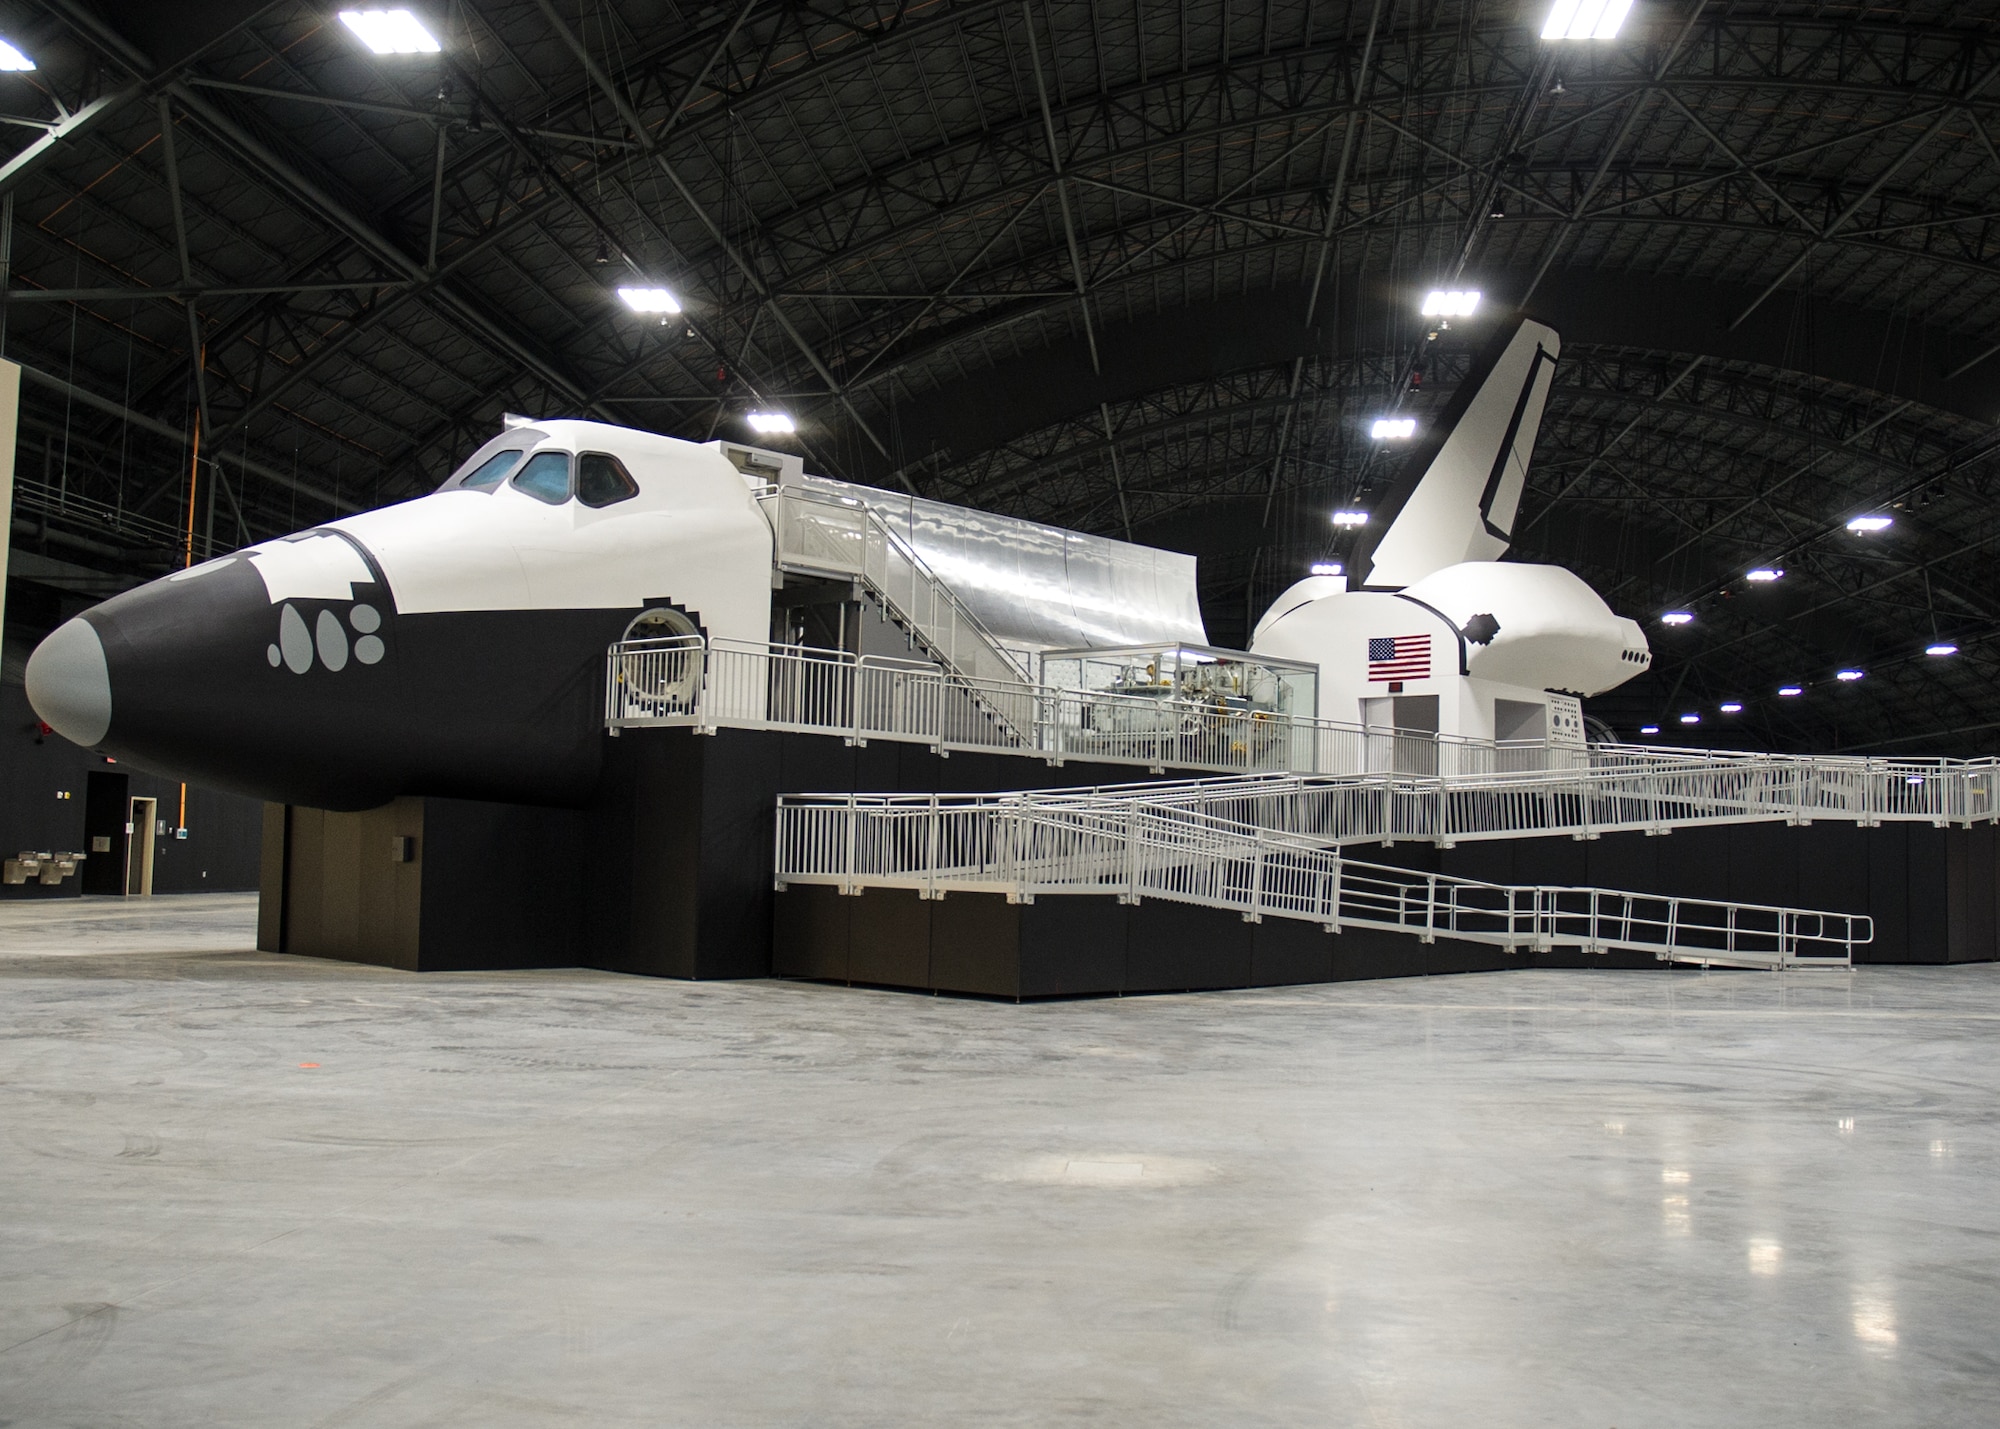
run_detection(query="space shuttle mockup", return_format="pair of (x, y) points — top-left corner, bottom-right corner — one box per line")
(1251, 317), (1650, 747)
(23, 316), (1647, 806)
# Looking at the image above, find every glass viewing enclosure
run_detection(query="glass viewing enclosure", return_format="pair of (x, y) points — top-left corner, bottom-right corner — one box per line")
(1038, 643), (1319, 723)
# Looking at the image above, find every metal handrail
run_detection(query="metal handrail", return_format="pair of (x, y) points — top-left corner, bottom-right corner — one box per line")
(603, 632), (1607, 777)
(771, 795), (1871, 969)
(606, 634), (1998, 847)
(765, 754), (2000, 842)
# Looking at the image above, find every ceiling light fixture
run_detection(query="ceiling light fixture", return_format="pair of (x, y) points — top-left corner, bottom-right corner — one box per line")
(1679, 713), (1700, 724)
(338, 9), (442, 54)
(1836, 669), (1864, 682)
(617, 286), (681, 314)
(1331, 510), (1369, 527)
(1541, 0), (1634, 41)
(1370, 417), (1416, 440)
(1846, 515), (1893, 533)
(1640, 725), (1660, 735)
(1309, 562), (1344, 577)
(1778, 685), (1804, 697)
(0, 38), (35, 70)
(746, 412), (795, 435)
(1719, 702), (1743, 713)
(1745, 567), (1784, 583)
(1926, 643), (1958, 657)
(1421, 289), (1481, 318)
(1660, 611), (1693, 626)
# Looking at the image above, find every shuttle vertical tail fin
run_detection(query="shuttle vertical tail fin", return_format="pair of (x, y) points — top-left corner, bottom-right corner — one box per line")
(1350, 317), (1561, 590)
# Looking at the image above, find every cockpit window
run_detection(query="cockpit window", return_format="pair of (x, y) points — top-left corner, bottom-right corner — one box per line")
(577, 452), (640, 508)
(512, 451), (572, 504)
(456, 449), (525, 491)
(441, 429), (546, 489)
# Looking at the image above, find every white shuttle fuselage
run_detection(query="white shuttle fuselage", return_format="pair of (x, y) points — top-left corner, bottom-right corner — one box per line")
(23, 317), (1647, 807)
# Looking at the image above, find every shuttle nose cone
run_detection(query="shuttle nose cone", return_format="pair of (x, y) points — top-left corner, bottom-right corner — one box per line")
(25, 617), (112, 747)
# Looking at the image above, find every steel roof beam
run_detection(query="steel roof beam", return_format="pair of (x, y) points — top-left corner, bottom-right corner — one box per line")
(0, 87), (145, 198)
(529, 0), (895, 474)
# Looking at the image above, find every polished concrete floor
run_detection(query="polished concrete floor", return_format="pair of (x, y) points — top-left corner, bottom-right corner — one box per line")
(3, 894), (1998, 1427)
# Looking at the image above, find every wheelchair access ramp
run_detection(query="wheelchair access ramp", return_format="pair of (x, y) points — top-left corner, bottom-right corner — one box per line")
(775, 795), (1870, 970)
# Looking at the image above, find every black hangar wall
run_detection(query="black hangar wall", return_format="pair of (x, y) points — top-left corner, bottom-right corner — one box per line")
(1, 679), (264, 899)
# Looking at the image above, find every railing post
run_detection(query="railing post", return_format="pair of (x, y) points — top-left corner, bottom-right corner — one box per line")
(843, 792), (859, 896)
(1423, 873), (1437, 944)
(926, 793), (940, 901)
(848, 653), (862, 748)
(1123, 800), (1140, 904)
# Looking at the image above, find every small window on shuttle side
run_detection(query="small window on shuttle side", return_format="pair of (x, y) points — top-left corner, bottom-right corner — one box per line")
(456, 449), (525, 491)
(577, 452), (640, 508)
(512, 451), (572, 504)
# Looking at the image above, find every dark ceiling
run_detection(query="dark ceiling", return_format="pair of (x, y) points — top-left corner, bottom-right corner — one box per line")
(4, 0), (2000, 754)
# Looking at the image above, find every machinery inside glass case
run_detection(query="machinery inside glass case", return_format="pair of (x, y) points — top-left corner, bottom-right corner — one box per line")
(1037, 643), (1320, 767)
(1040, 644), (1317, 723)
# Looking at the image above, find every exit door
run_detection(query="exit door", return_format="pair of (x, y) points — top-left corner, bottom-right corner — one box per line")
(126, 797), (157, 896)
(1360, 695), (1440, 776)
(81, 771), (130, 895)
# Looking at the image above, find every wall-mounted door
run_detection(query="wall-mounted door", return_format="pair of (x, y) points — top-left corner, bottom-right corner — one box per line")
(1493, 698), (1549, 773)
(126, 796), (157, 896)
(81, 771), (129, 895)
(1361, 695), (1439, 776)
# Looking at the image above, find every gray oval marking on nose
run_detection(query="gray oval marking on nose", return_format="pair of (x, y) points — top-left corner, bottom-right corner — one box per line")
(349, 604), (381, 633)
(25, 618), (112, 746)
(267, 644), (281, 668)
(316, 608), (350, 672)
(354, 634), (385, 666)
(278, 605), (313, 674)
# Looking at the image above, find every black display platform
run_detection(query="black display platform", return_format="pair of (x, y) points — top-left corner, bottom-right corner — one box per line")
(773, 883), (1588, 998)
(773, 818), (2000, 995)
(260, 726), (1194, 973)
(259, 725), (2000, 984)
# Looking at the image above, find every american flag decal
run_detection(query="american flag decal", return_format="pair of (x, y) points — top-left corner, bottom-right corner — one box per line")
(1368, 634), (1432, 682)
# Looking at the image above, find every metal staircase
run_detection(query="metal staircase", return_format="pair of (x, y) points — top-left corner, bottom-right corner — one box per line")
(774, 794), (1872, 970)
(759, 486), (1037, 746)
